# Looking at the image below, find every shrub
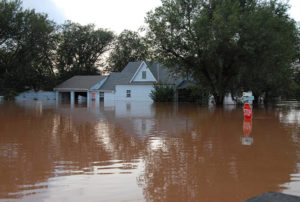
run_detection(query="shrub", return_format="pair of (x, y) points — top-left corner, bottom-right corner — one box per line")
(150, 84), (174, 102)
(3, 90), (17, 101)
(186, 85), (210, 104)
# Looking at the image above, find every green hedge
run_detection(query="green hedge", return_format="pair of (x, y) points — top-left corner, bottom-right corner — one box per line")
(150, 84), (174, 102)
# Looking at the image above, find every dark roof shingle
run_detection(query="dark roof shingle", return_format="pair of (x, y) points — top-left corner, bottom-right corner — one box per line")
(100, 72), (132, 91)
(54, 75), (106, 90)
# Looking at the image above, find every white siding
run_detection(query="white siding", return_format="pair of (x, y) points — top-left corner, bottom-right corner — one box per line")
(104, 92), (115, 101)
(115, 85), (154, 101)
(15, 90), (56, 101)
(132, 63), (156, 82)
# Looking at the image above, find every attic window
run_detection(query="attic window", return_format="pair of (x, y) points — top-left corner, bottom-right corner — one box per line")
(142, 71), (146, 79)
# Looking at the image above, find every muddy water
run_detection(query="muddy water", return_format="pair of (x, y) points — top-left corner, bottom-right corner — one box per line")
(0, 101), (299, 202)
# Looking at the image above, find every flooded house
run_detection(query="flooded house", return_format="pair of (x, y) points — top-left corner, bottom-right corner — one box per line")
(54, 61), (185, 104)
(54, 61), (240, 105)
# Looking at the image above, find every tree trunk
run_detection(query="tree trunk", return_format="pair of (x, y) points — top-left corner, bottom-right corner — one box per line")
(214, 94), (224, 106)
(264, 91), (270, 105)
(252, 91), (259, 105)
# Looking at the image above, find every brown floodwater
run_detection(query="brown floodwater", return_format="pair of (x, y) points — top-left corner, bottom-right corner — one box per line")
(0, 100), (299, 202)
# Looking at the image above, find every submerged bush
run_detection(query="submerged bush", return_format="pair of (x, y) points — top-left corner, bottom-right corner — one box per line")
(150, 84), (174, 102)
(3, 90), (17, 101)
(186, 85), (210, 104)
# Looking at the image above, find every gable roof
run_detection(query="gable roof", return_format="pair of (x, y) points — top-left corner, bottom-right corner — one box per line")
(54, 75), (107, 91)
(148, 62), (182, 85)
(100, 61), (152, 91)
(99, 61), (182, 91)
(121, 61), (143, 75)
(100, 72), (132, 91)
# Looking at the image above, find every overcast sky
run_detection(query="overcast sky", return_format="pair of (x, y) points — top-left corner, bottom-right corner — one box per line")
(22, 0), (300, 34)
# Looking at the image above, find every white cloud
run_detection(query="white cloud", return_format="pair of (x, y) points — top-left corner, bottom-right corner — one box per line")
(22, 0), (300, 34)
(288, 0), (300, 22)
(52, 0), (161, 33)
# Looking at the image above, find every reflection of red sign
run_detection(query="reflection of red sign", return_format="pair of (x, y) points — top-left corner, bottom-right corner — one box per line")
(92, 93), (95, 98)
(243, 103), (252, 119)
(243, 118), (252, 136)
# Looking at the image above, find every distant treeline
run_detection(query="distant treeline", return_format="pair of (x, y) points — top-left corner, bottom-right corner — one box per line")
(0, 0), (299, 103)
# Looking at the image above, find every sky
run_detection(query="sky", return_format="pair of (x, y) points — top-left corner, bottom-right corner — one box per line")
(22, 0), (300, 34)
(22, 0), (161, 33)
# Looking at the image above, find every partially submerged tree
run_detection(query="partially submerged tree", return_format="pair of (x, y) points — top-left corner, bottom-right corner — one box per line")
(106, 30), (149, 72)
(56, 22), (114, 80)
(238, 0), (300, 103)
(146, 0), (299, 105)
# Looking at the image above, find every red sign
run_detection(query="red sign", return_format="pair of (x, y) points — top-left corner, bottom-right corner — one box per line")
(243, 103), (252, 119)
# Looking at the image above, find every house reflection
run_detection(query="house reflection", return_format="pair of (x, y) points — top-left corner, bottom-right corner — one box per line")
(101, 101), (194, 139)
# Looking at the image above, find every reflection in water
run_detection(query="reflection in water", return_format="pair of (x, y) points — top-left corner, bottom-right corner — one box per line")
(0, 101), (299, 201)
(242, 118), (253, 146)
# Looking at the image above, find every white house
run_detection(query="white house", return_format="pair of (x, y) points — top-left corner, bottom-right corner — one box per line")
(99, 61), (181, 102)
(54, 61), (182, 104)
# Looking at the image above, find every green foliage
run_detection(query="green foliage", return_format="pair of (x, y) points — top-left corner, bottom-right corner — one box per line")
(238, 1), (300, 102)
(0, 0), (58, 94)
(186, 85), (209, 104)
(0, 0), (114, 96)
(3, 89), (17, 100)
(106, 30), (149, 72)
(146, 0), (299, 105)
(284, 63), (300, 100)
(56, 22), (114, 80)
(150, 83), (174, 102)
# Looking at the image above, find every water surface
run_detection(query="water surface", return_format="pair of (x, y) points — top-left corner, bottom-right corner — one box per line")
(0, 100), (299, 201)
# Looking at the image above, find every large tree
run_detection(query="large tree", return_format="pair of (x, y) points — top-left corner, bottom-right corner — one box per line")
(106, 30), (149, 72)
(238, 0), (300, 102)
(56, 22), (114, 80)
(146, 0), (299, 105)
(0, 0), (57, 95)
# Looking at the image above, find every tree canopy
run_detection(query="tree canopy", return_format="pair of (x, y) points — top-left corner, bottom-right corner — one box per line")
(146, 0), (299, 104)
(0, 0), (57, 96)
(56, 22), (114, 81)
(0, 0), (114, 97)
(106, 30), (149, 72)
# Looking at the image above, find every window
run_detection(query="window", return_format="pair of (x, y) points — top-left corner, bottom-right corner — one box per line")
(126, 90), (131, 98)
(142, 71), (146, 79)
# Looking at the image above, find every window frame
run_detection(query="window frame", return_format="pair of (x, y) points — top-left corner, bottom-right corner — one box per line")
(126, 90), (131, 98)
